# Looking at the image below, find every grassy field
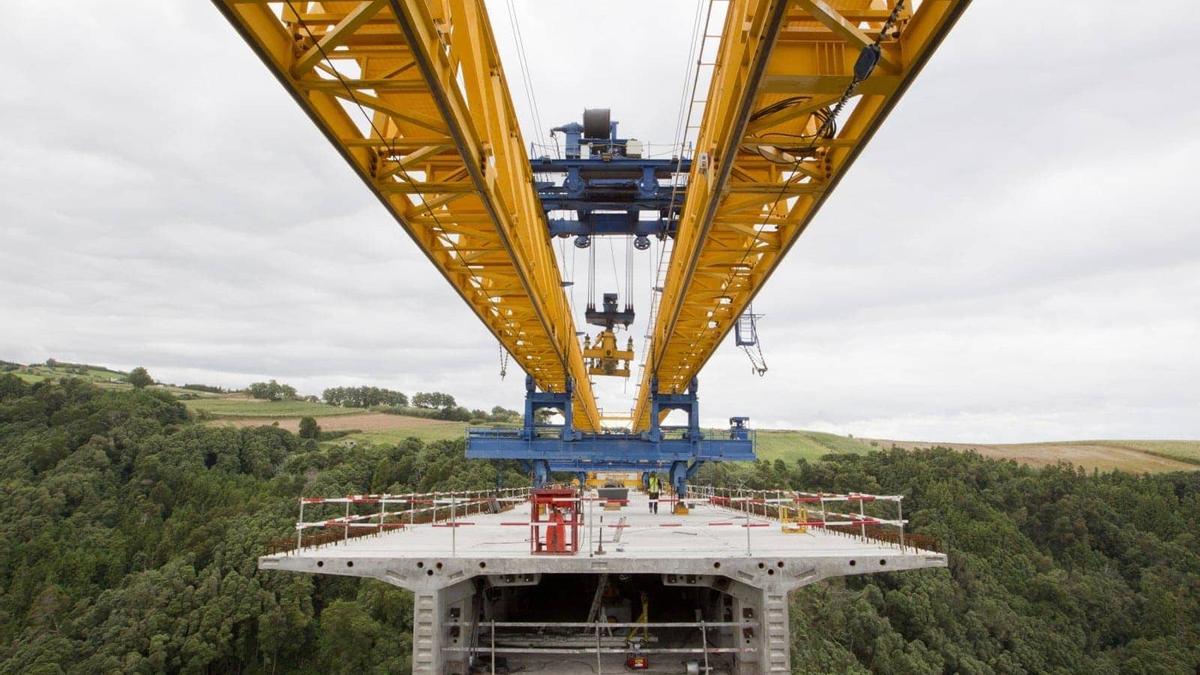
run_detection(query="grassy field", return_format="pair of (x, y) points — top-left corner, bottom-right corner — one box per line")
(742, 428), (1200, 474)
(1111, 440), (1200, 464)
(198, 400), (1200, 473)
(870, 438), (1199, 474)
(8, 362), (225, 398)
(341, 422), (469, 445)
(753, 429), (877, 463)
(11, 357), (1196, 473)
(206, 411), (468, 445)
(12, 364), (127, 385)
(185, 397), (360, 418)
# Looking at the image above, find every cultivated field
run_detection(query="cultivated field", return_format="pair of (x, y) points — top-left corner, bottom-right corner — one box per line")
(753, 429), (876, 462)
(866, 438), (1199, 474)
(207, 411), (467, 444)
(200, 398), (1199, 474)
(745, 428), (1198, 474)
(184, 397), (361, 417)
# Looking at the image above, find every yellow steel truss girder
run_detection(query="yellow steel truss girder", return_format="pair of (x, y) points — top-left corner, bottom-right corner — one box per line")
(215, 0), (601, 431)
(632, 0), (967, 430)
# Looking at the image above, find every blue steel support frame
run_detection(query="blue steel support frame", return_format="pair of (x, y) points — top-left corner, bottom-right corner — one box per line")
(494, 114), (750, 491)
(468, 377), (755, 492)
(532, 115), (691, 243)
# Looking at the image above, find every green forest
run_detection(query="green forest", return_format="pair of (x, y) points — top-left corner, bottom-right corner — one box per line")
(1, 376), (1197, 673)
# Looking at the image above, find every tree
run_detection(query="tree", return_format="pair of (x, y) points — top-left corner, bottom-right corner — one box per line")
(247, 380), (297, 401)
(298, 416), (320, 440)
(127, 367), (154, 389)
(413, 392), (455, 409)
(322, 386), (407, 408)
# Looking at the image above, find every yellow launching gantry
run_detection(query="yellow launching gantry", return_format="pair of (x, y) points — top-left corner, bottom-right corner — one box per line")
(632, 0), (969, 432)
(212, 0), (603, 432)
(213, 0), (969, 489)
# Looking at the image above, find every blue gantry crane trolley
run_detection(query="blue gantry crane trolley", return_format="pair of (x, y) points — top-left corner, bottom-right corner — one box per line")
(468, 108), (754, 498)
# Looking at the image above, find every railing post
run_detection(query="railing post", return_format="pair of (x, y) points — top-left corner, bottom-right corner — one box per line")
(897, 498), (905, 550)
(490, 619), (496, 675)
(452, 493), (457, 556)
(344, 500), (350, 542)
(745, 499), (752, 558)
(297, 499), (304, 550)
(595, 618), (602, 674)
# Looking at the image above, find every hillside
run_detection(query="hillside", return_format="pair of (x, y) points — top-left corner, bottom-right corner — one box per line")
(184, 396), (474, 445)
(12, 357), (1197, 474)
(5, 360), (224, 398)
(193, 394), (1200, 474)
(207, 411), (468, 445)
(184, 396), (360, 418)
(1, 376), (1197, 673)
(867, 438), (1200, 473)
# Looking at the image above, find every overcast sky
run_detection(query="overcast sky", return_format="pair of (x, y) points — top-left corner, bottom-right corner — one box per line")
(2, 1), (1197, 442)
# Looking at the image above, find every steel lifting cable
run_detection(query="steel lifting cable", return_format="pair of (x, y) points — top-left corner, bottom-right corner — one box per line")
(567, 236), (578, 316)
(624, 234), (634, 312)
(607, 237), (621, 302)
(504, 0), (550, 156)
(639, 0), (713, 390)
(671, 0), (712, 156)
(558, 234), (577, 318)
(587, 242), (596, 308)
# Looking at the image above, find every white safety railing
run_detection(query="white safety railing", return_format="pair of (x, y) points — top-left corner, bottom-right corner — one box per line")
(270, 484), (936, 558)
(687, 485), (922, 552)
(273, 487), (531, 555)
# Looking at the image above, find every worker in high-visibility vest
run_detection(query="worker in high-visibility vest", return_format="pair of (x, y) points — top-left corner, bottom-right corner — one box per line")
(647, 473), (660, 514)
